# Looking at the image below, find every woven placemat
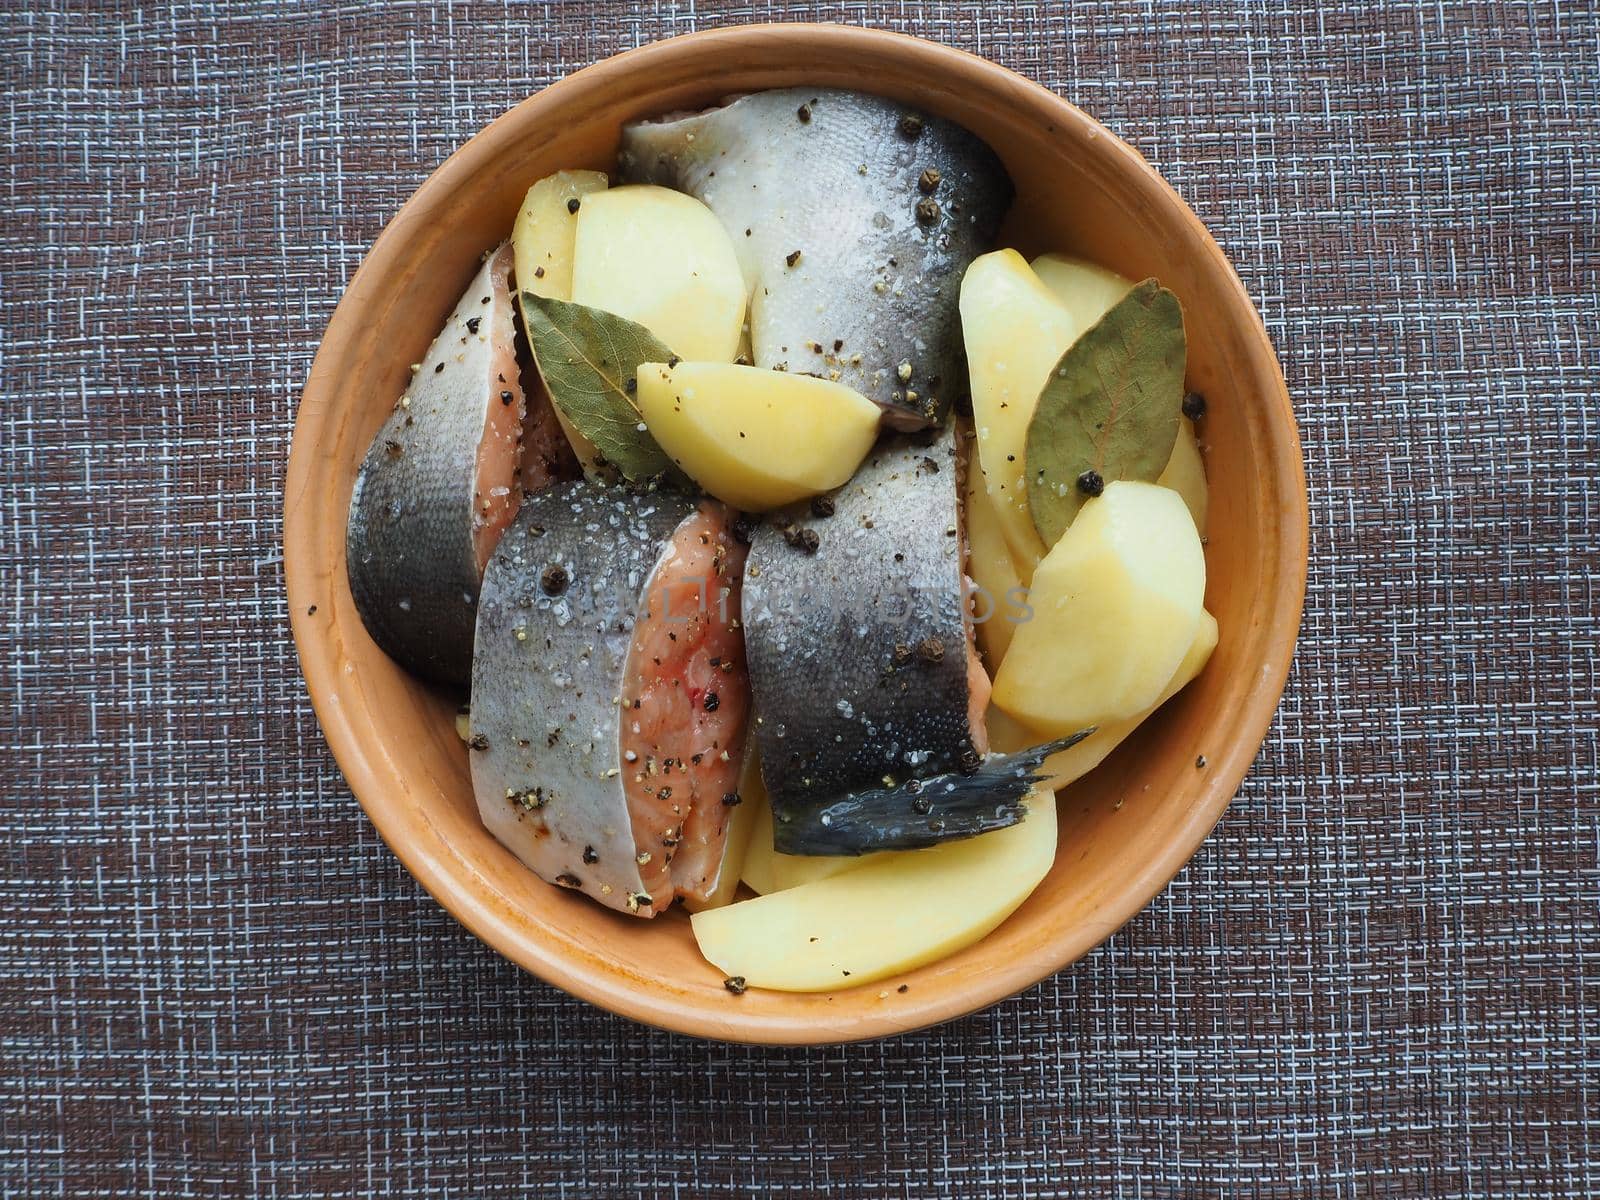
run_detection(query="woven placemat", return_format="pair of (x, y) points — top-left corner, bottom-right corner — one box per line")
(4, 2), (1597, 1196)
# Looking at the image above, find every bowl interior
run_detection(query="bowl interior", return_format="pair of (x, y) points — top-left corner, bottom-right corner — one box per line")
(286, 25), (1306, 1044)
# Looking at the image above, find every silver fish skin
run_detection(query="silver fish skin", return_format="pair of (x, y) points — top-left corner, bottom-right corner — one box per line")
(618, 89), (1012, 428)
(469, 481), (695, 917)
(346, 243), (524, 687)
(743, 425), (993, 853)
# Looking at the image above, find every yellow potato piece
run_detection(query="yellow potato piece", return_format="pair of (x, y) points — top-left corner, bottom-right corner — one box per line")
(963, 442), (1029, 666)
(512, 169), (610, 468)
(635, 362), (881, 511)
(1158, 416), (1209, 536)
(740, 784), (886, 896)
(989, 610), (1218, 791)
(691, 790), (1056, 991)
(961, 250), (1140, 568)
(739, 793), (781, 894)
(513, 169), (608, 303)
(682, 754), (764, 913)
(1030, 252), (1134, 336)
(960, 250), (1076, 570)
(993, 481), (1205, 732)
(572, 185), (746, 362)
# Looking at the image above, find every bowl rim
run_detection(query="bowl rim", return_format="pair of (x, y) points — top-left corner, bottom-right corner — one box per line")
(285, 22), (1309, 1044)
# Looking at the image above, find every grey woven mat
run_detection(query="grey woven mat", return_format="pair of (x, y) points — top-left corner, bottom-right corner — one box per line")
(4, 2), (1597, 1196)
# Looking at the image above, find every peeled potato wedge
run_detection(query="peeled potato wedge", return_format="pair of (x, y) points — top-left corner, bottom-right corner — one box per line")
(740, 785), (886, 896)
(636, 361), (881, 511)
(993, 481), (1205, 732)
(738, 794), (787, 894)
(514, 170), (609, 303)
(959, 249), (1077, 570)
(1030, 252), (1133, 337)
(1158, 416), (1209, 536)
(682, 754), (764, 913)
(572, 185), (746, 362)
(962, 250), (1141, 568)
(964, 443), (1028, 665)
(692, 789), (1056, 991)
(989, 610), (1218, 791)
(513, 170), (610, 467)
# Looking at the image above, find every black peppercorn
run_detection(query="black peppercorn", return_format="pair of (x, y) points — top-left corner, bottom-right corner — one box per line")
(566, 197), (581, 214)
(540, 563), (569, 595)
(1076, 469), (1105, 497)
(783, 526), (820, 554)
(1183, 391), (1207, 420)
(732, 514), (760, 545)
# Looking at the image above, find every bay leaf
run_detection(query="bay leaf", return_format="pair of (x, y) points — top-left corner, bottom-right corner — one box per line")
(1024, 278), (1186, 545)
(520, 292), (684, 486)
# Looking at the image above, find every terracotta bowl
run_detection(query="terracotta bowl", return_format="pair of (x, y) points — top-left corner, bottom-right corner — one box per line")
(285, 24), (1307, 1043)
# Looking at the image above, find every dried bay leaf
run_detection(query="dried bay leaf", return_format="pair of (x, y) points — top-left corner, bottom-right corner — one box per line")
(1024, 278), (1186, 545)
(520, 293), (685, 486)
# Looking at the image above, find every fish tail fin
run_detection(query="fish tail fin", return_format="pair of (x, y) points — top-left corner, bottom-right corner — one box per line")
(772, 729), (1094, 856)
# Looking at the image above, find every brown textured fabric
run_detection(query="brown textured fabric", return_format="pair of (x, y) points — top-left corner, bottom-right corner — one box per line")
(3, 2), (1597, 1196)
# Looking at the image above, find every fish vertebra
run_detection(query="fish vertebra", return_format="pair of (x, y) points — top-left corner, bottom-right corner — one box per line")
(619, 88), (1012, 428)
(470, 481), (749, 915)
